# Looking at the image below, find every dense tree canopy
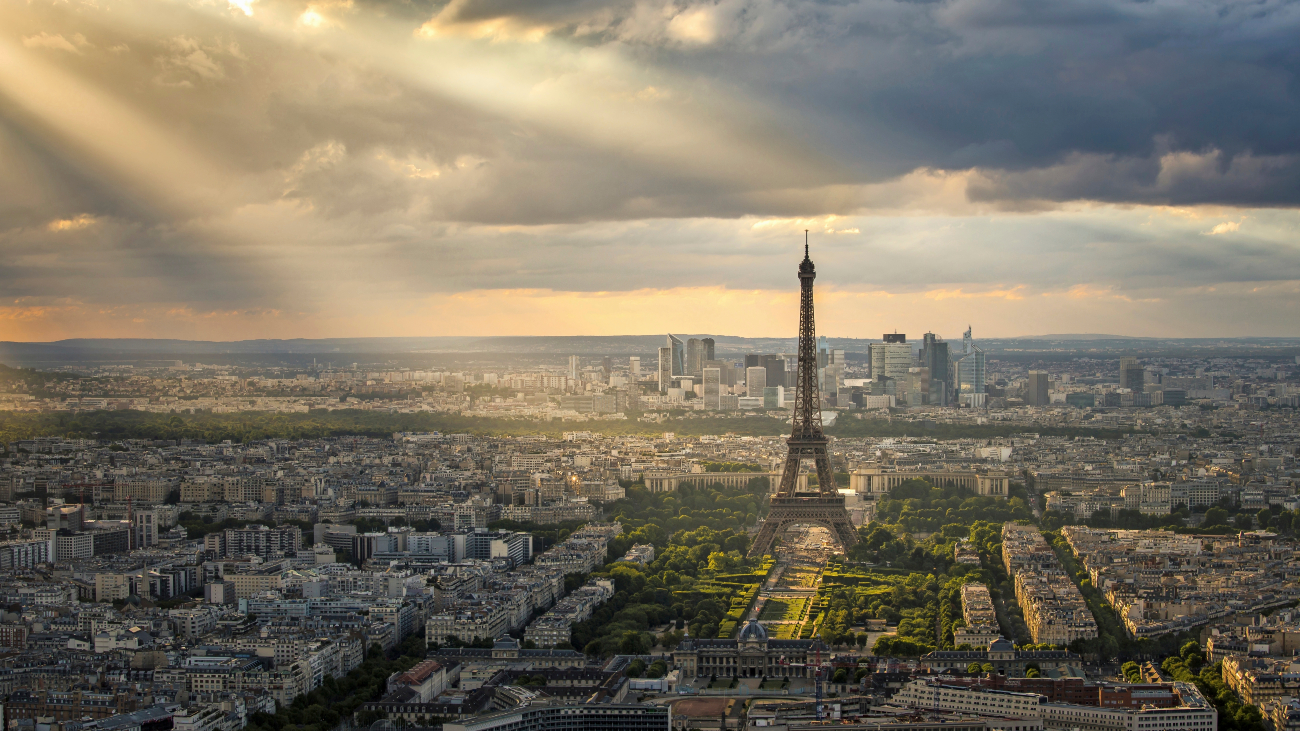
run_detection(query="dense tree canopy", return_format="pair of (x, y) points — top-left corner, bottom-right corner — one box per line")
(567, 478), (773, 657)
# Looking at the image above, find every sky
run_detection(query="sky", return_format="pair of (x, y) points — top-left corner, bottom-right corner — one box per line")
(2, 0), (1299, 342)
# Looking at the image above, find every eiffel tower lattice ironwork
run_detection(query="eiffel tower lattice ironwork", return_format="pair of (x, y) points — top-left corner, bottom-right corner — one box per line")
(748, 236), (858, 557)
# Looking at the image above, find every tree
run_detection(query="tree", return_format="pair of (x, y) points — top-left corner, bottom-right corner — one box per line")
(1203, 507), (1230, 527)
(1274, 511), (1294, 535)
(967, 662), (982, 674)
(619, 631), (646, 655)
(831, 668), (848, 683)
(1121, 661), (1141, 682)
(1180, 640), (1204, 670)
(981, 663), (994, 674)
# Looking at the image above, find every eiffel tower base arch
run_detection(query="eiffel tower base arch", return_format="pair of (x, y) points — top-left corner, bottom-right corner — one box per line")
(748, 496), (858, 558)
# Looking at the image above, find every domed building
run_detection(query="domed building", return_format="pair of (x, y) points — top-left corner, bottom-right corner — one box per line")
(737, 621), (768, 643)
(672, 620), (829, 679)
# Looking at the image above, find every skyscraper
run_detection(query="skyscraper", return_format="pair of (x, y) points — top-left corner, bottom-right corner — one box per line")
(657, 347), (672, 393)
(568, 355), (579, 380)
(762, 356), (782, 389)
(703, 367), (721, 409)
(746, 366), (767, 398)
(919, 332), (950, 406)
(1119, 357), (1144, 391)
(667, 334), (685, 377)
(704, 359), (735, 386)
(822, 363), (842, 404)
(629, 356), (640, 380)
(869, 334), (912, 383)
(686, 338), (705, 377)
(684, 338), (716, 377)
(1027, 370), (1050, 406)
(745, 354), (787, 388)
(953, 326), (986, 399)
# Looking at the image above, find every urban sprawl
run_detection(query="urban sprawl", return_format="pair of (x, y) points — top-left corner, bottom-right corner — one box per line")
(0, 333), (1299, 731)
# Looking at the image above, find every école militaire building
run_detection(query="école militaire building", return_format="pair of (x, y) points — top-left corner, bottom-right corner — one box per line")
(672, 620), (830, 678)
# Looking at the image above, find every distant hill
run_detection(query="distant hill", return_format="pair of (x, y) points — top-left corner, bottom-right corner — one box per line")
(1016, 334), (1142, 341)
(2, 334), (1297, 366)
(0, 335), (871, 357)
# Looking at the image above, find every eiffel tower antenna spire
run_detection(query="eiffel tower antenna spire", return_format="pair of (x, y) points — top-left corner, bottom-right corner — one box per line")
(748, 235), (858, 558)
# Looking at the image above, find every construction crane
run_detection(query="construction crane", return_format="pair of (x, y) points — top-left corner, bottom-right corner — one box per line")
(61, 482), (112, 506)
(774, 647), (826, 717)
(813, 643), (824, 721)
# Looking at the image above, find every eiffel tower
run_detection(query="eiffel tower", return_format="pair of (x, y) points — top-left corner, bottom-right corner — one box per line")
(747, 236), (858, 558)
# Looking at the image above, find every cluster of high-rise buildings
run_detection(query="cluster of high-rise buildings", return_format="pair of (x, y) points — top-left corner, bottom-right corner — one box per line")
(650, 329), (989, 410)
(4, 336), (1299, 425)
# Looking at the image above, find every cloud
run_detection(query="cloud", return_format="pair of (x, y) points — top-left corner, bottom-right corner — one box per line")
(46, 214), (97, 232)
(5, 0), (1300, 339)
(22, 32), (88, 54)
(154, 36), (231, 85)
(298, 2), (356, 30)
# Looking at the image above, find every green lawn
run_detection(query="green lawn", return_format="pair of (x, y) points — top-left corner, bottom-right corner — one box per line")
(772, 624), (799, 639)
(778, 569), (819, 589)
(759, 597), (808, 622)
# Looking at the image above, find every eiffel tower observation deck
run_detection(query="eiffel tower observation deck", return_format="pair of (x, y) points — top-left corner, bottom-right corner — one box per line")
(747, 238), (858, 558)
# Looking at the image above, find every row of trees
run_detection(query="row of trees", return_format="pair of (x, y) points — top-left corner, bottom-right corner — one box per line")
(863, 478), (1035, 540)
(1040, 507), (1192, 533)
(1041, 503), (1300, 536)
(488, 519), (589, 553)
(1042, 530), (1195, 661)
(0, 406), (1143, 450)
(1160, 642), (1266, 731)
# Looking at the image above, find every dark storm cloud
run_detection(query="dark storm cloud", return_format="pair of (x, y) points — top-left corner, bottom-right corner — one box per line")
(639, 0), (1300, 205)
(422, 0), (1300, 207)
